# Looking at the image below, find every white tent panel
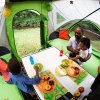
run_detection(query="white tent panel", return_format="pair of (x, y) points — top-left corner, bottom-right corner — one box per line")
(0, 18), (10, 49)
(48, 0), (100, 34)
(0, 0), (10, 49)
(87, 10), (100, 24)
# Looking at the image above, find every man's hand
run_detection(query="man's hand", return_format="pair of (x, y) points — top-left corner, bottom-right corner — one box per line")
(67, 46), (79, 54)
(73, 49), (79, 54)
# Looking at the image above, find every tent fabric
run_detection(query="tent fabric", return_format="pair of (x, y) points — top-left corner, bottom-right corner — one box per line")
(0, 76), (24, 100)
(5, 1), (50, 61)
(92, 48), (100, 58)
(49, 31), (59, 40)
(0, 53), (12, 62)
(48, 0), (100, 33)
(83, 54), (100, 78)
(47, 38), (69, 54)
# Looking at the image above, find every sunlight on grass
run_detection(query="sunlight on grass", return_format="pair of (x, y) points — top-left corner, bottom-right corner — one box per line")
(92, 41), (100, 51)
(14, 28), (42, 57)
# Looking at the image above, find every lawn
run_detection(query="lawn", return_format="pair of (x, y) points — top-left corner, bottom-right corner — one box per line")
(92, 41), (100, 51)
(14, 28), (42, 57)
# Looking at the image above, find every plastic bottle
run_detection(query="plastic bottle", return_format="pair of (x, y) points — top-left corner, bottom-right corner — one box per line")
(60, 46), (63, 56)
(29, 56), (34, 65)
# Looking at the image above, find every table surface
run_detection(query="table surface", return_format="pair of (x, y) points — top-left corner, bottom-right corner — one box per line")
(22, 47), (95, 100)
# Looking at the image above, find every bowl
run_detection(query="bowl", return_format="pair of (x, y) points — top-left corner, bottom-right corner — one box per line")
(34, 63), (43, 71)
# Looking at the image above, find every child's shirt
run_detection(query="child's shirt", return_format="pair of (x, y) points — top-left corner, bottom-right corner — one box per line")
(80, 49), (89, 59)
(0, 59), (10, 82)
(77, 49), (89, 66)
(9, 72), (40, 93)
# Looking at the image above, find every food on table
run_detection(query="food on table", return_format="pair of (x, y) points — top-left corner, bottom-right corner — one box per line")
(41, 75), (48, 82)
(61, 64), (67, 69)
(46, 77), (50, 81)
(78, 86), (84, 93)
(62, 61), (68, 67)
(37, 74), (56, 93)
(62, 59), (73, 67)
(74, 67), (80, 75)
(74, 91), (81, 97)
(45, 84), (52, 91)
(48, 80), (54, 85)
(34, 63), (43, 71)
(66, 66), (81, 77)
(66, 67), (75, 76)
(55, 66), (66, 76)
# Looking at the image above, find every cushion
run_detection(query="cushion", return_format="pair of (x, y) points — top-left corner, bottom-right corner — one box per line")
(0, 59), (10, 81)
(47, 38), (69, 54)
(59, 29), (68, 40)
(83, 54), (100, 78)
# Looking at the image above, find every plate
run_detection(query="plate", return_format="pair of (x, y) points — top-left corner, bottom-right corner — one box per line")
(66, 66), (82, 77)
(62, 59), (73, 67)
(34, 63), (43, 71)
(37, 75), (56, 93)
(55, 66), (67, 76)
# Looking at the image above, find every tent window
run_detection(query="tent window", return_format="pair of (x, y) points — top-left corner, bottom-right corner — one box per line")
(57, 12), (66, 24)
(13, 10), (42, 57)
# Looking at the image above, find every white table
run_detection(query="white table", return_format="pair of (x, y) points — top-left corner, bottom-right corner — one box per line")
(22, 47), (95, 100)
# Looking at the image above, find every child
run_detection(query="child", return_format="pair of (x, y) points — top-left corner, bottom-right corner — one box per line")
(8, 57), (40, 97)
(0, 58), (10, 82)
(69, 37), (91, 66)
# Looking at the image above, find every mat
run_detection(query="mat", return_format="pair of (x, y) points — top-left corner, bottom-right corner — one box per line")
(56, 59), (88, 85)
(37, 70), (68, 100)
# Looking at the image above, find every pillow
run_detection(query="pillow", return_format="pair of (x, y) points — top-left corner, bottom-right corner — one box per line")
(0, 59), (10, 81)
(59, 29), (68, 40)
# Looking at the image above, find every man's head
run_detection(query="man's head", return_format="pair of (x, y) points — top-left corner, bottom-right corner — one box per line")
(8, 57), (21, 75)
(75, 27), (84, 40)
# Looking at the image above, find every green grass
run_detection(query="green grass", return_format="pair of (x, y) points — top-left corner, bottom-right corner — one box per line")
(92, 41), (100, 52)
(14, 28), (42, 57)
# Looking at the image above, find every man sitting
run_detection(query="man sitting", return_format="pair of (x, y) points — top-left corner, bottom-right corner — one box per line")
(67, 26), (92, 62)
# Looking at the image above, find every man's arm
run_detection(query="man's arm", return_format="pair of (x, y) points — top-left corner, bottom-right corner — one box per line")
(69, 55), (80, 61)
(79, 53), (92, 62)
(67, 46), (79, 54)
